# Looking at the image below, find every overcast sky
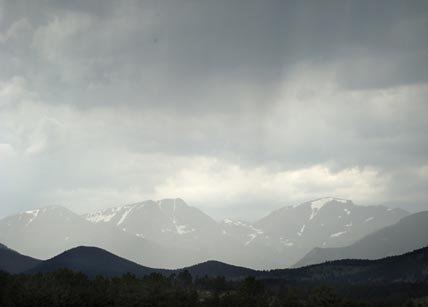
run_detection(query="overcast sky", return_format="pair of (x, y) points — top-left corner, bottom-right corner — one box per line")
(1, 0), (427, 220)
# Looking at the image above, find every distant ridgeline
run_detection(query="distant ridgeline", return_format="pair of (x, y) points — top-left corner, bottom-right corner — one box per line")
(1, 239), (428, 306)
(0, 197), (420, 270)
(1, 242), (428, 281)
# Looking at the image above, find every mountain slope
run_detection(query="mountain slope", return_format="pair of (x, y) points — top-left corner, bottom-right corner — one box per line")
(295, 210), (428, 267)
(0, 243), (41, 274)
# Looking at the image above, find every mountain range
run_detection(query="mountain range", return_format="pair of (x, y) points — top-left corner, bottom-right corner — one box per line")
(83, 197), (408, 268)
(1, 243), (427, 285)
(0, 197), (418, 269)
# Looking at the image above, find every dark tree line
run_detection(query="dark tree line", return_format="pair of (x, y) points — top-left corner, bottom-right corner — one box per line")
(0, 269), (427, 307)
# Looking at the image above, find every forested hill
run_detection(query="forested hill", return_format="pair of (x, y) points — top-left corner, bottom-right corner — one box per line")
(268, 245), (428, 283)
(2, 242), (428, 284)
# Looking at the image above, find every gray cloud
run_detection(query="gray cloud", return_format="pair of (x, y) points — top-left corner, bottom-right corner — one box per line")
(1, 0), (428, 219)
(2, 0), (427, 108)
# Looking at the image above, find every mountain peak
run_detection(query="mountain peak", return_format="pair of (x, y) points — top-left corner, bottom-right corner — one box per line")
(58, 245), (113, 257)
(304, 197), (351, 220)
(157, 198), (188, 209)
(306, 197), (350, 207)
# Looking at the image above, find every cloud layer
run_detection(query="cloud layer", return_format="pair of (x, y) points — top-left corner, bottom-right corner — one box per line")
(1, 0), (428, 219)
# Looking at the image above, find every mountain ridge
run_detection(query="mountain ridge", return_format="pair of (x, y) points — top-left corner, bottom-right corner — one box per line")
(26, 245), (258, 279)
(2, 244), (426, 284)
(295, 210), (428, 267)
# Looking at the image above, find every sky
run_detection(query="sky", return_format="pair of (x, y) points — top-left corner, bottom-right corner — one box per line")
(0, 0), (428, 221)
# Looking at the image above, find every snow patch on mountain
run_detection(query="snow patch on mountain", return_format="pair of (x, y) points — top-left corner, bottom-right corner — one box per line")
(223, 219), (264, 234)
(86, 209), (118, 223)
(166, 199), (196, 235)
(117, 207), (133, 226)
(175, 224), (196, 235)
(85, 202), (151, 224)
(245, 234), (257, 246)
(223, 219), (247, 227)
(297, 224), (306, 236)
(309, 197), (348, 220)
(24, 209), (39, 226)
(222, 218), (265, 246)
(330, 231), (347, 237)
(280, 237), (294, 247)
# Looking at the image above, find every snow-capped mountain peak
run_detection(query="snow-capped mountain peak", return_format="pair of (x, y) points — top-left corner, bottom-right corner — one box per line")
(84, 198), (221, 248)
(253, 197), (408, 265)
(86, 198), (191, 226)
(308, 197), (349, 209)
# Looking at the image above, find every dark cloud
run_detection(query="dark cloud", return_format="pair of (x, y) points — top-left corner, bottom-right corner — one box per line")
(1, 0), (427, 109)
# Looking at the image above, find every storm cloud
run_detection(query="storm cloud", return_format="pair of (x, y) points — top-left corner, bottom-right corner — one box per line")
(1, 0), (427, 220)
